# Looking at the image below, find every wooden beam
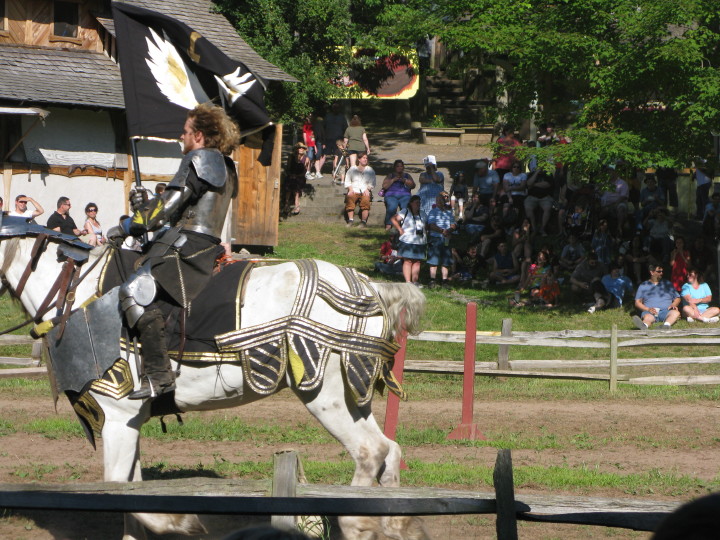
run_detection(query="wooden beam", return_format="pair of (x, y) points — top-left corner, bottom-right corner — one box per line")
(0, 478), (679, 530)
(627, 375), (720, 386)
(494, 450), (518, 540)
(0, 367), (47, 378)
(271, 451), (298, 530)
(497, 319), (512, 370)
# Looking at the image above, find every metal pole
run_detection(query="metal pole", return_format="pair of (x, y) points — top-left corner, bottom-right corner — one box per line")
(129, 137), (148, 244)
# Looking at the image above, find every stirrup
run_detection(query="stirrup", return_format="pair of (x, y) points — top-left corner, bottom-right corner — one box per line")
(128, 376), (176, 400)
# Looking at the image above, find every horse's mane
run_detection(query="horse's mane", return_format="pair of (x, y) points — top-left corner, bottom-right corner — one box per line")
(372, 281), (425, 336)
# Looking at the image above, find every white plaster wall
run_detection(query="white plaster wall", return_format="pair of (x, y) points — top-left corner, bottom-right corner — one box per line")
(21, 107), (182, 175)
(4, 171), (128, 231)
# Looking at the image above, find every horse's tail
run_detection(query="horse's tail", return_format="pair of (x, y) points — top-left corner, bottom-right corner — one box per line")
(372, 282), (426, 337)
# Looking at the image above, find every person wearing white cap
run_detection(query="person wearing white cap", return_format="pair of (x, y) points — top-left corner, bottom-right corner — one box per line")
(472, 159), (500, 205)
(418, 155), (445, 216)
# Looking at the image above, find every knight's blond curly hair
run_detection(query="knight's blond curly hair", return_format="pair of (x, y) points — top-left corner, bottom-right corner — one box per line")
(188, 103), (240, 155)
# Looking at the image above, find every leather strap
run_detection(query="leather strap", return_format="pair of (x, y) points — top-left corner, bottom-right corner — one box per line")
(15, 234), (49, 297)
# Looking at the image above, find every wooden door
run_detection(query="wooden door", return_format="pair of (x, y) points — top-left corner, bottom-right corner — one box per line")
(230, 124), (282, 247)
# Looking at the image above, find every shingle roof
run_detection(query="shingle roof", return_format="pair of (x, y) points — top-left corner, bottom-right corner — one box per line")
(0, 44), (125, 109)
(117, 0), (296, 82)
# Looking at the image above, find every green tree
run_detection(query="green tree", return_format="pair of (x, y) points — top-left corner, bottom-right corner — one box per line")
(215, 0), (413, 122)
(373, 0), (720, 172)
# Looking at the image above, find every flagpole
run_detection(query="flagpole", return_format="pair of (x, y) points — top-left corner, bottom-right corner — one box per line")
(129, 136), (148, 244)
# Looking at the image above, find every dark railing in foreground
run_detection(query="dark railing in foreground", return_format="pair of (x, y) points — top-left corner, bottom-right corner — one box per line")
(0, 450), (679, 539)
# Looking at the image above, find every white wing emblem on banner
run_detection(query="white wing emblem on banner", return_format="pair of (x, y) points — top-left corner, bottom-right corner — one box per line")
(215, 67), (256, 105)
(145, 28), (208, 109)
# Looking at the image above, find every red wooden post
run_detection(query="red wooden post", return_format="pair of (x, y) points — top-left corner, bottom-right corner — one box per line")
(384, 311), (408, 469)
(448, 302), (486, 440)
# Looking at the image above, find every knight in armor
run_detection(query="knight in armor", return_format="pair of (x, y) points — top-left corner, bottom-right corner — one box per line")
(113, 104), (240, 400)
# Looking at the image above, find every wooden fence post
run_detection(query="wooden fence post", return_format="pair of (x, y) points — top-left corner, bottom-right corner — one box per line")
(494, 449), (518, 540)
(609, 324), (618, 394)
(31, 340), (43, 367)
(271, 450), (299, 531)
(384, 310), (408, 468)
(448, 303), (485, 440)
(498, 319), (513, 370)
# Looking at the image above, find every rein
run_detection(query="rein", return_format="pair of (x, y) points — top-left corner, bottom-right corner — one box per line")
(0, 239), (112, 336)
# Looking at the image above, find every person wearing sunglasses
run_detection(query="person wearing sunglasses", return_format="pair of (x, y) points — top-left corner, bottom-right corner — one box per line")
(82, 202), (105, 246)
(633, 264), (680, 330)
(8, 194), (44, 220)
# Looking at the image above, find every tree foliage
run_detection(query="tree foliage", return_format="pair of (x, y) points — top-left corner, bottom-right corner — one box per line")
(217, 0), (720, 171)
(371, 0), (720, 171)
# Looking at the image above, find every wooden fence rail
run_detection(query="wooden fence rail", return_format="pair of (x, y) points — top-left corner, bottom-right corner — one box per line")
(407, 311), (720, 387)
(0, 334), (42, 368)
(0, 450), (680, 539)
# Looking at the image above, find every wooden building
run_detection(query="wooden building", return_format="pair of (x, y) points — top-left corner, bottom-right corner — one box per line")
(0, 0), (295, 247)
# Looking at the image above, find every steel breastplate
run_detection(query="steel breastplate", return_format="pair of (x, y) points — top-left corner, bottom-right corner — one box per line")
(168, 149), (237, 238)
(180, 178), (235, 237)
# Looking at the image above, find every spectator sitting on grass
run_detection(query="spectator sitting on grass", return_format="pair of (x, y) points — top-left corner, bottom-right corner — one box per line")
(570, 252), (608, 310)
(588, 262), (634, 313)
(488, 241), (520, 286)
(681, 268), (720, 323)
(632, 263), (680, 330)
(558, 232), (586, 272)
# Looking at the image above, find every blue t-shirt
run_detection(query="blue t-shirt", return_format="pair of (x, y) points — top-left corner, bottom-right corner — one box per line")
(427, 207), (455, 239)
(681, 282), (711, 312)
(635, 280), (679, 310)
(601, 274), (633, 305)
(473, 170), (500, 194)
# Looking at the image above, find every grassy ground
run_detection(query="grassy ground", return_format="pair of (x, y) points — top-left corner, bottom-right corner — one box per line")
(1, 222), (718, 532)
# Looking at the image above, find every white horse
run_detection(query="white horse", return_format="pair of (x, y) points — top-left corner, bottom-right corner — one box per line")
(0, 231), (428, 540)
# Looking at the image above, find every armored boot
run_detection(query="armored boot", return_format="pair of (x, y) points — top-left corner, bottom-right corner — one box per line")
(128, 309), (176, 400)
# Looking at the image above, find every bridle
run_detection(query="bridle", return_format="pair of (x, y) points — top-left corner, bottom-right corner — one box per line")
(0, 230), (112, 337)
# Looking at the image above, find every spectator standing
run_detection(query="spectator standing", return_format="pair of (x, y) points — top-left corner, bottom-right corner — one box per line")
(311, 114), (327, 178)
(343, 152), (375, 227)
(449, 171), (468, 219)
(638, 175), (665, 222)
(302, 115), (320, 179)
(493, 127), (522, 181)
(681, 269), (720, 323)
(633, 264), (681, 330)
(82, 202), (105, 246)
(655, 166), (679, 214)
(380, 159), (415, 230)
(284, 142), (309, 215)
(692, 157), (713, 221)
(417, 155), (445, 216)
(524, 169), (555, 237)
(8, 194), (44, 219)
(324, 102), (348, 157)
(390, 195), (427, 287)
(332, 138), (349, 184)
(343, 115), (370, 168)
(502, 161), (528, 220)
(590, 219), (614, 265)
(426, 191), (456, 288)
(47, 196), (82, 236)
(670, 236), (691, 291)
(600, 166), (630, 237)
(472, 159), (500, 204)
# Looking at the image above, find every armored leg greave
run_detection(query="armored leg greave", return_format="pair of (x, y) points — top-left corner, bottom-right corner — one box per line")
(128, 308), (176, 400)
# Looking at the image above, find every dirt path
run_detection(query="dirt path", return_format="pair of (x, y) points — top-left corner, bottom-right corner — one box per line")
(1, 388), (717, 539)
